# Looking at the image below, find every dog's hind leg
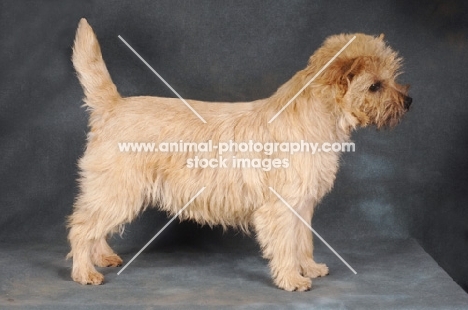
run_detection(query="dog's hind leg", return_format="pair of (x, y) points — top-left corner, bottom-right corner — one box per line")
(91, 237), (123, 268)
(67, 170), (144, 285)
(253, 202), (312, 291)
(67, 218), (104, 285)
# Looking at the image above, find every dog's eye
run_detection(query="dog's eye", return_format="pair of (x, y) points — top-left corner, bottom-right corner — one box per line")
(369, 82), (382, 92)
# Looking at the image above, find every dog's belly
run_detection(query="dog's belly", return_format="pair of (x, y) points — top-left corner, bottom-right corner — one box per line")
(150, 163), (260, 229)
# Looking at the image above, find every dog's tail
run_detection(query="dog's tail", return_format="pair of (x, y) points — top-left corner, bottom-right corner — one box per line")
(72, 18), (120, 110)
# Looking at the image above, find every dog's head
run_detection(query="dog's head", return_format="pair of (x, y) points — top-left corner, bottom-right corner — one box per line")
(308, 33), (411, 129)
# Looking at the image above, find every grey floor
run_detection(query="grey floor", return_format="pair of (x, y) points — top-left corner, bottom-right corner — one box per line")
(1, 238), (467, 309)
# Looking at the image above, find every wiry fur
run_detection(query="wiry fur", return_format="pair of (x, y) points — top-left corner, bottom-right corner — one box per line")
(67, 18), (411, 291)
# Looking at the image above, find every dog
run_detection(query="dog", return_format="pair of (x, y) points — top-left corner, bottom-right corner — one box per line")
(68, 18), (411, 291)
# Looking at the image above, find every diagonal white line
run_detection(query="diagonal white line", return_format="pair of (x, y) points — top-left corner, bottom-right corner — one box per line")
(118, 35), (207, 124)
(268, 36), (356, 123)
(268, 187), (357, 275)
(117, 187), (206, 275)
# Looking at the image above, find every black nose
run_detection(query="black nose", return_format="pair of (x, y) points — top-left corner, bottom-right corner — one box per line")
(404, 96), (412, 110)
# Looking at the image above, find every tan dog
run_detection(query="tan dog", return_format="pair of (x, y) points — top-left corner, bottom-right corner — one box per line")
(68, 18), (411, 291)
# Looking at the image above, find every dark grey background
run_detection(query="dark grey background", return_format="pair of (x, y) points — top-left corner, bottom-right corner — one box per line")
(0, 0), (467, 304)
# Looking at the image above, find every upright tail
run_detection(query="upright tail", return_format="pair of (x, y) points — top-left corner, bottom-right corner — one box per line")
(72, 18), (120, 111)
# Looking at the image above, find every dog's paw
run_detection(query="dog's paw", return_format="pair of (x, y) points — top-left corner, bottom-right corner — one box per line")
(274, 273), (312, 292)
(302, 261), (329, 279)
(72, 270), (104, 285)
(94, 254), (123, 268)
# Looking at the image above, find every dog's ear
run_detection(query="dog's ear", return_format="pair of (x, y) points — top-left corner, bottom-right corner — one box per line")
(318, 56), (367, 95)
(340, 57), (367, 84)
(378, 33), (385, 40)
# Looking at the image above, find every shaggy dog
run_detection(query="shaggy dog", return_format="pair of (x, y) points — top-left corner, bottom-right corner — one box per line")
(68, 18), (411, 291)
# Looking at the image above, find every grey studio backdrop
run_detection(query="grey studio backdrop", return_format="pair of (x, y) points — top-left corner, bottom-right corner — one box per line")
(1, 0), (467, 309)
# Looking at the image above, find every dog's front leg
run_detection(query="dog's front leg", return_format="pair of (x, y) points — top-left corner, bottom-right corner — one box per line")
(296, 205), (329, 279)
(253, 202), (312, 291)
